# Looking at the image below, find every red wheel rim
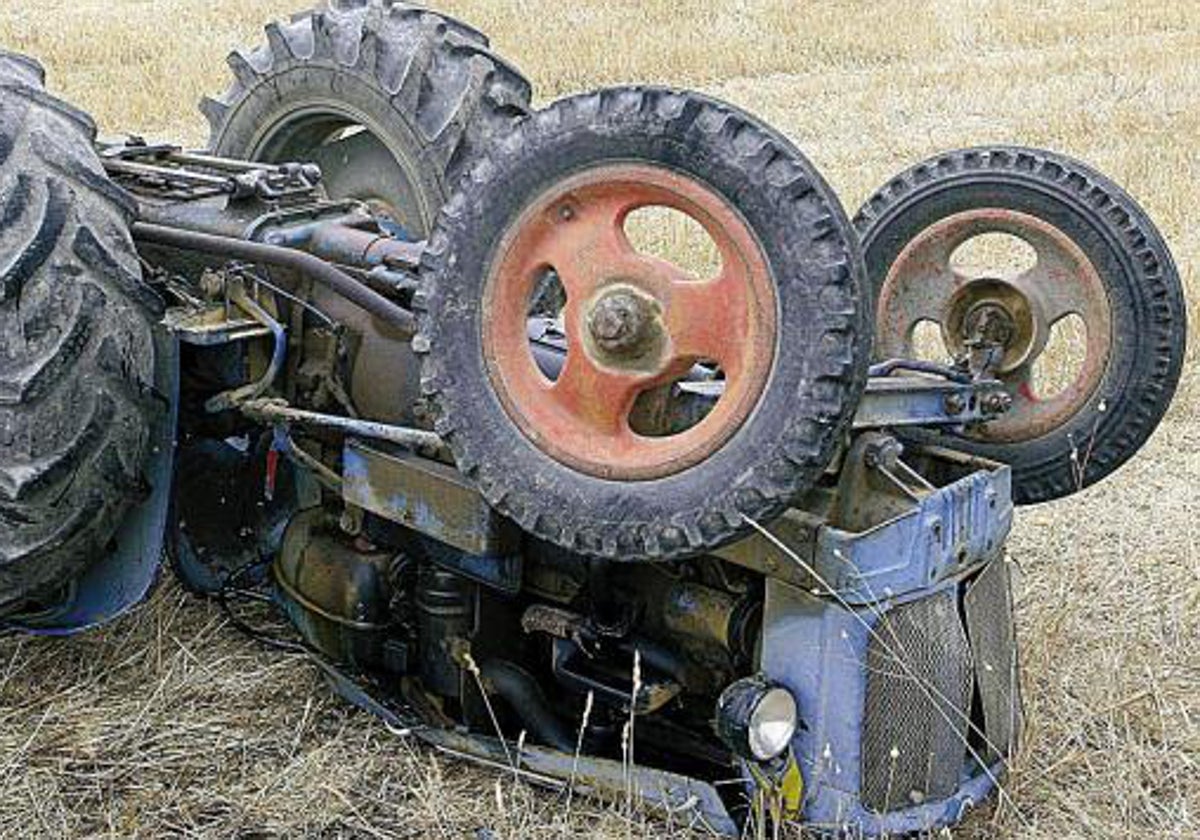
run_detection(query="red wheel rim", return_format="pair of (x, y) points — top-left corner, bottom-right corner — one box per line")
(876, 208), (1112, 443)
(482, 163), (778, 480)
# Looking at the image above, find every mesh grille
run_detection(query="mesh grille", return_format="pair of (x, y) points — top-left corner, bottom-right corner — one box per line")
(964, 558), (1021, 761)
(862, 588), (973, 812)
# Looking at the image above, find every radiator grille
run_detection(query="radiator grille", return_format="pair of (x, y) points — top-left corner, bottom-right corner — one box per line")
(862, 587), (973, 812)
(964, 558), (1021, 761)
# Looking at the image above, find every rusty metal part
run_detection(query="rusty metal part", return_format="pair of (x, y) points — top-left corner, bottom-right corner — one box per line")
(661, 582), (743, 652)
(342, 440), (521, 559)
(132, 222), (418, 335)
(714, 508), (823, 587)
(166, 304), (273, 346)
(101, 139), (322, 202)
(875, 208), (1112, 443)
(520, 603), (589, 640)
(240, 399), (443, 452)
(273, 509), (400, 671)
(481, 163), (778, 481)
(854, 375), (1010, 429)
(586, 286), (657, 356)
(831, 433), (929, 534)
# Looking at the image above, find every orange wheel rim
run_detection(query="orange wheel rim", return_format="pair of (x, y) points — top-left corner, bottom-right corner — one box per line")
(876, 208), (1112, 443)
(482, 163), (778, 480)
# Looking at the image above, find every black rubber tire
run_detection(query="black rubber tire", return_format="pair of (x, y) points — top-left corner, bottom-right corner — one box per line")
(0, 52), (163, 609)
(201, 0), (531, 238)
(417, 87), (870, 562)
(855, 146), (1186, 504)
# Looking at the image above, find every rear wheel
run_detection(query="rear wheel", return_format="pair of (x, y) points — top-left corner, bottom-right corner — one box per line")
(202, 0), (532, 238)
(0, 51), (162, 610)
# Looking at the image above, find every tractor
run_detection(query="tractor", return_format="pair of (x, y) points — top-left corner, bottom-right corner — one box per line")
(0, 1), (1186, 835)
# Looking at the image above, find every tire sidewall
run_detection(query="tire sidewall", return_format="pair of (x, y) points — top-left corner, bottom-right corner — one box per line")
(212, 62), (447, 234)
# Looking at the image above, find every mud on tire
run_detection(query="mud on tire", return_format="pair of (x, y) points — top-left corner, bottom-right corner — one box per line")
(0, 53), (162, 609)
(202, 0), (532, 238)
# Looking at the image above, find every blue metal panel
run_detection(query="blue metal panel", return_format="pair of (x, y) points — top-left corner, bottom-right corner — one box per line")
(814, 462), (1012, 604)
(761, 560), (1009, 835)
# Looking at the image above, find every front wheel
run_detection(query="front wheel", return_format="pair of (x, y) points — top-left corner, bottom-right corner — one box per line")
(417, 87), (871, 561)
(856, 146), (1186, 503)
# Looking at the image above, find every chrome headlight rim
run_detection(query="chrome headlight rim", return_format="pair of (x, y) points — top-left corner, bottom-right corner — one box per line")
(716, 675), (799, 763)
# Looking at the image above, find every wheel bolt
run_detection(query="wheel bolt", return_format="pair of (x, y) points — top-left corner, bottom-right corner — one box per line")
(588, 289), (652, 356)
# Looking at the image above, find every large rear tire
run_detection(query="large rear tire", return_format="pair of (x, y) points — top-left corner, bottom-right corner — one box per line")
(201, 0), (532, 239)
(0, 52), (162, 610)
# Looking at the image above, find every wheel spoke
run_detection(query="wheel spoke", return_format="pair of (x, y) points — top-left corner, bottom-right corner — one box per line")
(876, 232), (970, 357)
(662, 269), (751, 372)
(550, 347), (645, 436)
(536, 192), (640, 301)
(1011, 231), (1103, 324)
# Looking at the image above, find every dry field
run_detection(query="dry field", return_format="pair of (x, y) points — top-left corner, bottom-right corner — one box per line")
(1, 0), (1198, 837)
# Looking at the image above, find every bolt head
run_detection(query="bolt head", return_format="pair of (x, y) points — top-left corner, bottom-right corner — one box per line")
(944, 393), (967, 415)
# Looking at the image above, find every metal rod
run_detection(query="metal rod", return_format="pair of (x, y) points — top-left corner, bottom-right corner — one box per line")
(166, 149), (286, 174)
(131, 222), (417, 335)
(104, 158), (234, 190)
(240, 398), (443, 451)
(204, 284), (287, 413)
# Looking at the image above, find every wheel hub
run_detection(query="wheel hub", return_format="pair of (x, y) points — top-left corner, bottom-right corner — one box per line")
(963, 302), (1015, 347)
(944, 277), (1040, 375)
(586, 285), (662, 363)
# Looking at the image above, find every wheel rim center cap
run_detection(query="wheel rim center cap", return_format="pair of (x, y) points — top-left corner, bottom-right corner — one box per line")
(587, 286), (659, 357)
(964, 301), (1017, 348)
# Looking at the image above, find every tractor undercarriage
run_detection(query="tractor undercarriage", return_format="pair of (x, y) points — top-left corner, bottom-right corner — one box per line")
(77, 139), (1022, 833)
(0, 2), (1186, 836)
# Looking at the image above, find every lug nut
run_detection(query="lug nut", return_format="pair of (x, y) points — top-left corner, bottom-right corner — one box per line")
(983, 391), (1013, 414)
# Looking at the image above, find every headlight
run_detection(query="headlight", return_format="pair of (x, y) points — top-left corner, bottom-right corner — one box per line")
(716, 676), (799, 762)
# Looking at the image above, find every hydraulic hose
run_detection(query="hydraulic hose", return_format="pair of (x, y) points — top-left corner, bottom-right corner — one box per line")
(479, 659), (575, 753)
(132, 222), (417, 336)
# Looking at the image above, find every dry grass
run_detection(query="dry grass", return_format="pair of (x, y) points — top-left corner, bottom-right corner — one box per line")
(1, 1), (1198, 837)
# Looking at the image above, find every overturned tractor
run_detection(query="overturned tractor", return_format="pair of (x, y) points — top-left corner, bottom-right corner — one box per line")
(0, 1), (1186, 835)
